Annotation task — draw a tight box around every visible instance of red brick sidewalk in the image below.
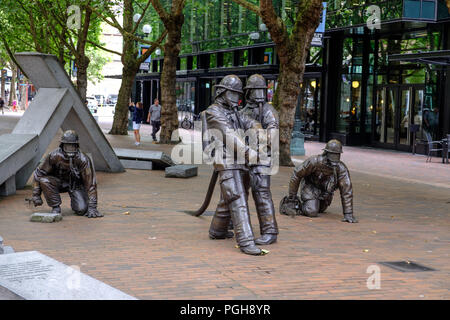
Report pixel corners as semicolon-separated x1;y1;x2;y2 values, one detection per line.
0;119;449;299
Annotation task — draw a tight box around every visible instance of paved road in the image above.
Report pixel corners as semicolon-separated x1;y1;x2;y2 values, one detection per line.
0;115;449;299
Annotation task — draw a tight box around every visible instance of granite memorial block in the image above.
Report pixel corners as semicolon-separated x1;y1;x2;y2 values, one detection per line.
30;213;63;223
165;165;198;178
0;251;137;300
114;148;174;169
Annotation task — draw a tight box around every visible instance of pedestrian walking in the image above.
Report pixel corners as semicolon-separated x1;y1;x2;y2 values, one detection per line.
0;97;4;115
147;98;162;142
129;101;144;146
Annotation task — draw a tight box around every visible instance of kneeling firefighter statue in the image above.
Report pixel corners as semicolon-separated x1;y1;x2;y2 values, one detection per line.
280;139;358;223
31;130;103;218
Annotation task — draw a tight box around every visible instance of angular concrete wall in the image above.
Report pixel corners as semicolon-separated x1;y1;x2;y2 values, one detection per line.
0;52;124;195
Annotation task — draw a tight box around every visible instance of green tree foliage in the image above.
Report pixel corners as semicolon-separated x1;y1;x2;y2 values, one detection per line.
89;0;167;135
0;0;108;100
230;0;323;166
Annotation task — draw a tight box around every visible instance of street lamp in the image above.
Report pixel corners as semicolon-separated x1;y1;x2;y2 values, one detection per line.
249;32;260;40
143;24;152;35
155;48;161;56
133;13;141;23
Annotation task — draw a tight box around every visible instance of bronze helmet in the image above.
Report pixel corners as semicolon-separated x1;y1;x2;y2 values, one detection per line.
214;75;244;98
323;139;343;154
60;130;79;156
244;74;267;90
60;130;79;144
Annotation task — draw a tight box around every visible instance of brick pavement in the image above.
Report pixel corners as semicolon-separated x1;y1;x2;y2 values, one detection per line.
0;117;449;299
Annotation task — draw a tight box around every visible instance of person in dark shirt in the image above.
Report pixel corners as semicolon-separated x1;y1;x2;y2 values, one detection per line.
0;97;4;115
147;98;162;142
129;101;144;146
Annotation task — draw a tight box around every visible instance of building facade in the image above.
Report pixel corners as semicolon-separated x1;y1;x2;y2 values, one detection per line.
133;0;450;154
323;0;450;153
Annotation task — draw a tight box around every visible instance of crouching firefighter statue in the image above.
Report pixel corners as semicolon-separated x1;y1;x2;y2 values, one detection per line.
280;139;358;223
239;74;279;245
206;75;268;255
31;130;103;218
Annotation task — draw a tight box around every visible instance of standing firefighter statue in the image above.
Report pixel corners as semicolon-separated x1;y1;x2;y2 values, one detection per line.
239;74;279;245
280;139;358;223
206;75;267;255
31;130;103;218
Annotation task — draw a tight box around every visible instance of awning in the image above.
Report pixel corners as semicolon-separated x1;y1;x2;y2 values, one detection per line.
389;50;450;66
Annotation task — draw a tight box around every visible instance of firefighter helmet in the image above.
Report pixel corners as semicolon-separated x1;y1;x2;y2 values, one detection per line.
60;130;79;144
323;139;343;154
215;75;244;97
244;74;267;90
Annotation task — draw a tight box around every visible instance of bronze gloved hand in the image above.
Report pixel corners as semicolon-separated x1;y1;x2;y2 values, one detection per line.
342;213;358;223
32;195;43;207
280;195;301;216
85;206;103;218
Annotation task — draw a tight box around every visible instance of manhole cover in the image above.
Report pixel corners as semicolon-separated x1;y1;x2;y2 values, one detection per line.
379;261;436;272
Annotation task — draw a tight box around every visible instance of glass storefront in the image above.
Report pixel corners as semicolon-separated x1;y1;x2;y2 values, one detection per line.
336;37;363;135
176;81;196;112
298;78;321;137
330;24;447;150
373;29;444;147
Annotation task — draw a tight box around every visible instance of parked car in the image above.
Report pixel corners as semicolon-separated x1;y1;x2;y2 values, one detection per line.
86;97;98;114
94;94;105;107
106;94;118;105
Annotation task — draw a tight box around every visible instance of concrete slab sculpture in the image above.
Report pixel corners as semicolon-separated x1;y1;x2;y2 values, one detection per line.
0;52;124;196
114;148;174;170
0;251;136;300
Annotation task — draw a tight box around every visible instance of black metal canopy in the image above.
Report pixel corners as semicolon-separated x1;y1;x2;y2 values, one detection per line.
389;50;450;66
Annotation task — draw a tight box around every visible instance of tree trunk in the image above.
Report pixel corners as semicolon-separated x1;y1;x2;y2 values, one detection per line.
9;64;17;106
275;63;303;166
256;0;322;166
109;0;137;136
109;62;138;135
270;39;311;167
76;56;90;102
1;68;5;100
159;26;182;144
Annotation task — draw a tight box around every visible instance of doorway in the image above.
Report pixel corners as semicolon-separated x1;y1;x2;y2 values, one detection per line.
373;84;425;151
297;77;321;137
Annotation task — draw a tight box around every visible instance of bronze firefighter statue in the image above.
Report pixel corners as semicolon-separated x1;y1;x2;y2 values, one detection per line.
239;74;279;245
280;139;358;223
31;130;103;218
205;74;268;255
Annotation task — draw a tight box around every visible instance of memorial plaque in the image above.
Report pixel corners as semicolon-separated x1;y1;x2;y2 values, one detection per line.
0;251;136;300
